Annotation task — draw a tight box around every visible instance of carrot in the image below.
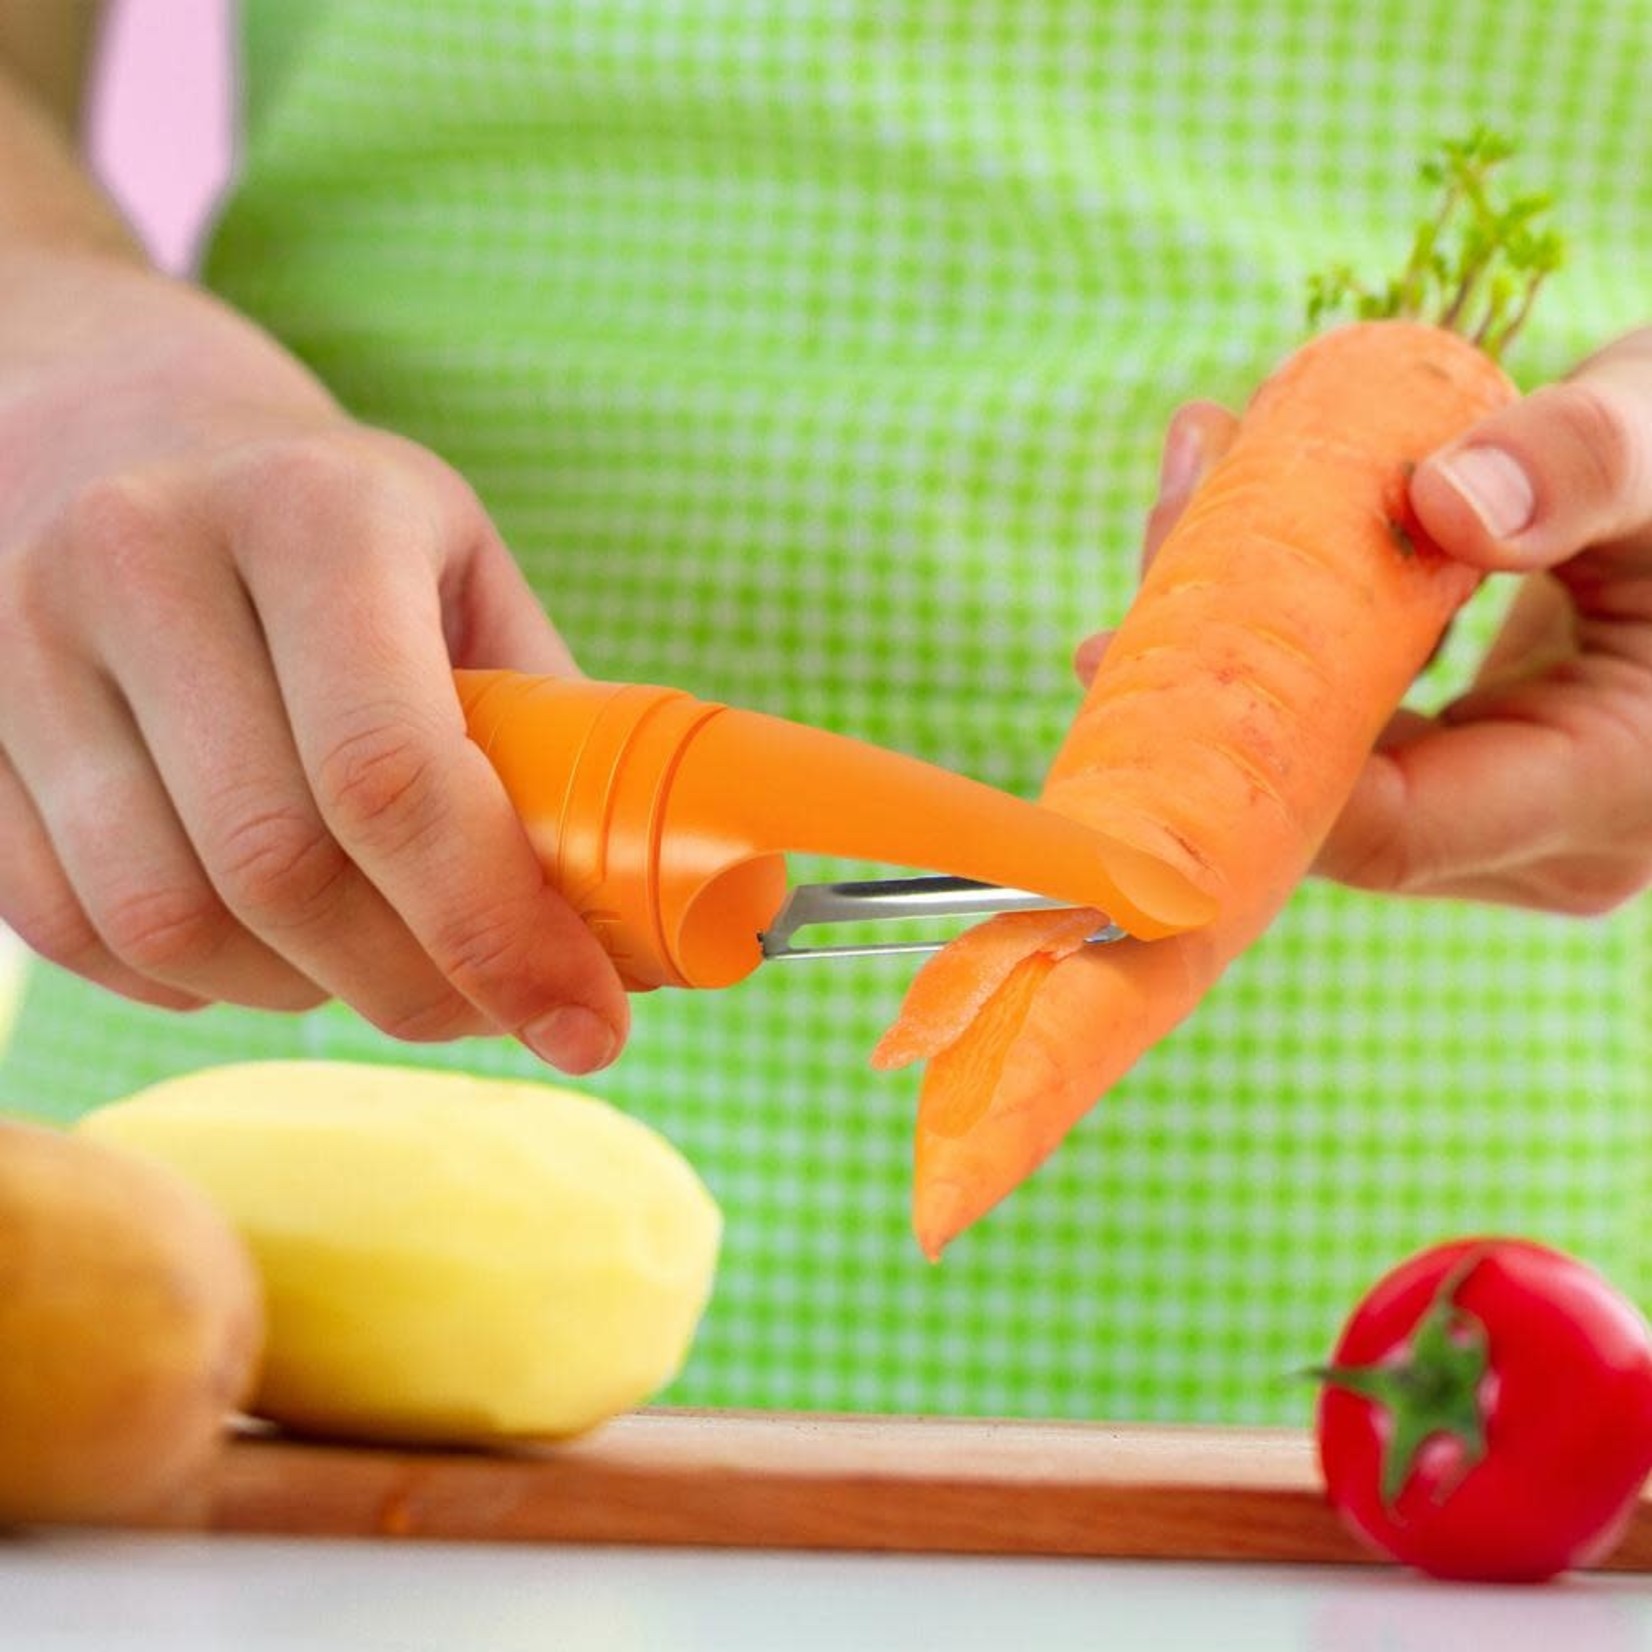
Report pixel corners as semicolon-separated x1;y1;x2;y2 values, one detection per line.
879;130;1563;1259
870;906;1105;1072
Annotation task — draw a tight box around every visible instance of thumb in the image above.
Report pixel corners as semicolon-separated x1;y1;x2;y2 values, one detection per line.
1410;328;1652;573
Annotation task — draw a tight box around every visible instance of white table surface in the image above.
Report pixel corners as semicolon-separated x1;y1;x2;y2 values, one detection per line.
3;1534;1650;1652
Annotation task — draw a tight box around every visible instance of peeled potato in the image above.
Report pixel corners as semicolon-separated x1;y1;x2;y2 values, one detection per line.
78;1061;721;1445
0;1117;264;1526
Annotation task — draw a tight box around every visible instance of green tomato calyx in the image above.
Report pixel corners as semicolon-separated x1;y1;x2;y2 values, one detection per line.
1315;1251;1492;1510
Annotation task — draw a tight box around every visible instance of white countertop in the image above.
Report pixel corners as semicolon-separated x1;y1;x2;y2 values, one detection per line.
3;1533;1649;1652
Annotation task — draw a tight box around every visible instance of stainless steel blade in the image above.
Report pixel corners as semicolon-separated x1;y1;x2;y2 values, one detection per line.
758;874;1124;961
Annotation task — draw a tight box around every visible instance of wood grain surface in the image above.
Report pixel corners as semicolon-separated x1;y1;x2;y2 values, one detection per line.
131;1410;1652;1570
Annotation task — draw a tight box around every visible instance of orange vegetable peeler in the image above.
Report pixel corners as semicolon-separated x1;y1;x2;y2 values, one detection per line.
456;671;1212;991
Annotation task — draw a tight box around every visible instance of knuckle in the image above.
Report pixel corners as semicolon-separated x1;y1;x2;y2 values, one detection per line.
8;893;107;979
1316;764;1433;895
1558;834;1652;917
1327;837;1411;895
209;800;352;927
238;434;364;513
314;716;446;852
428;898;540;1000
0;547;56;659
1546;868;1643;919
61;473;177;592
227;432;423;544
1539;382;1647;506
1565;887;1631;919
1330;814;1448;899
369;989;488;1045
97;878;231;976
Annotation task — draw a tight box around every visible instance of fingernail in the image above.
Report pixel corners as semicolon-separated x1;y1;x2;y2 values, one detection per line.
1157;420;1204;504
525;1005;619;1074
1435;446;1536;541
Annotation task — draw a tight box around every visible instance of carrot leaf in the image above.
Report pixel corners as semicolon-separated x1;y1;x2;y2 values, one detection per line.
1306;127;1563;359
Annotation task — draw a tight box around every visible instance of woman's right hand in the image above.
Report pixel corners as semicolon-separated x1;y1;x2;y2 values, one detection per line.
0;247;629;1073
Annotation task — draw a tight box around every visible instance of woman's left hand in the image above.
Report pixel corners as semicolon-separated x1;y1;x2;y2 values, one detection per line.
1322;326;1652;915
1078;329;1652;918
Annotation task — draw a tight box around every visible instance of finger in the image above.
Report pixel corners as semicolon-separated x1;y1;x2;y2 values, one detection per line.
1075;405;1240;689
1468;572;1577;690
77;473;494;1042
1;661;327;1011
1072;628;1113;687
230;442;630;1073
441;507;584;677
0;747;205;1011
1314;715;1576;901
1315;650;1652;913
1410;329;1652;572
1142;400;1240;570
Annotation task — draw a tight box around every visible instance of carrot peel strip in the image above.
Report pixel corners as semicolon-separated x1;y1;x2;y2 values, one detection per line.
913;920;1228;1260
870;907;1105;1072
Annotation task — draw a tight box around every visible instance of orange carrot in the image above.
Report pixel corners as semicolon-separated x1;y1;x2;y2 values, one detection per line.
880;131;1561;1258
870;906;1104;1072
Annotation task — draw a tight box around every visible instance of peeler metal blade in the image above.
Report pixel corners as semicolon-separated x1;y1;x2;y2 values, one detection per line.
757;874;1125;962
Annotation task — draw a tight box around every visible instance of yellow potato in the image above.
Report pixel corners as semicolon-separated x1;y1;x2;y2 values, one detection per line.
78;1061;721;1445
0;1117;263;1526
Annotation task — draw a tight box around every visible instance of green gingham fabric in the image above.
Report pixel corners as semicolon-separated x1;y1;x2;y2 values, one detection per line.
4;0;1650;1422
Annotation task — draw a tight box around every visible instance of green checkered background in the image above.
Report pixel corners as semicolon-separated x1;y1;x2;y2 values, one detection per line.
5;0;1650;1422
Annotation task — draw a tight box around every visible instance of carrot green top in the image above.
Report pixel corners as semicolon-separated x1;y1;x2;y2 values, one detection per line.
1308;128;1564;356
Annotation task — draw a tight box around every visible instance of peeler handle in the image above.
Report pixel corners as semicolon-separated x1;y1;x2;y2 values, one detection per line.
457;671;760;990
456;671;1211;991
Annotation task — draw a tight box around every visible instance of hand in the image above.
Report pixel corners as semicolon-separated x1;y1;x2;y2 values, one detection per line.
1077;328;1652;919
0;249;629;1072
1325;326;1652;915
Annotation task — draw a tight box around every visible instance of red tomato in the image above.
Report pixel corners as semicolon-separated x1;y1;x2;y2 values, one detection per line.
1315;1237;1652;1582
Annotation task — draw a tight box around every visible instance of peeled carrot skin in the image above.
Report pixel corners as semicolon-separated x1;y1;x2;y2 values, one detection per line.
904;321;1518;1257
913;890;1241;1257
870;906;1104;1072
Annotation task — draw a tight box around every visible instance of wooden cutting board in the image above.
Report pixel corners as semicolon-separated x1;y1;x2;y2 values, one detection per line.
139;1410;1652;1570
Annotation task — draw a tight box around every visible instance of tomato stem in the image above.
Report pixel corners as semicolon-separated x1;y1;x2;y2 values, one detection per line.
1313;1250;1492;1509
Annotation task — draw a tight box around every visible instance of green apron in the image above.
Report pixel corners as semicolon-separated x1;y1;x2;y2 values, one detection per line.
5;0;1649;1422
